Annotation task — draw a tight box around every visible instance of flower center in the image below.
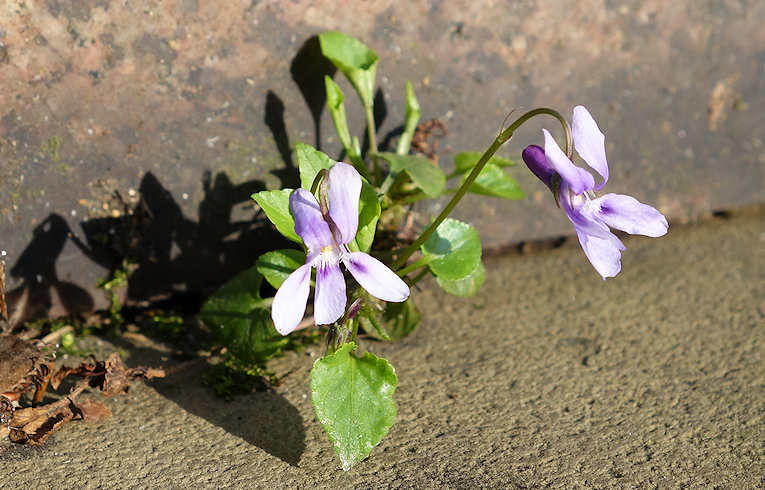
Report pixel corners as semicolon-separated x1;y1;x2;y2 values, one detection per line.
317;244;341;269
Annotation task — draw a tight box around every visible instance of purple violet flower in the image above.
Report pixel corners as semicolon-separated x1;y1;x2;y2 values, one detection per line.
522;106;668;279
271;162;409;335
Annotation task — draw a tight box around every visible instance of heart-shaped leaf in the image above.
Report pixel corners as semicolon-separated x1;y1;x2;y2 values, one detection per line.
421;218;481;281
454;151;516;174
311;342;397;471
256;249;306;289
462;163;525;200
436;260;486;297
252;189;299;243
378;153;446;197
200;267;288;365
297;143;335;190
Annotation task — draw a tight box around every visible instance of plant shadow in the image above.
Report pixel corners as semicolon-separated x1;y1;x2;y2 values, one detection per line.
3;33;401;467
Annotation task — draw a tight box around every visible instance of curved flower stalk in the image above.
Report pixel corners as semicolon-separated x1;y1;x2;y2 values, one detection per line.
271;162;410;335
522;106;668;279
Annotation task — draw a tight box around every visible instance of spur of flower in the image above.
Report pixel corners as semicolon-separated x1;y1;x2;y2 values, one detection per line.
522;106;668;279
271;162;410;335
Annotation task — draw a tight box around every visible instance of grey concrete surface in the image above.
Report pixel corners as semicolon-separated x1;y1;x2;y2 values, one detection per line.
1;206;762;488
1;1;764;316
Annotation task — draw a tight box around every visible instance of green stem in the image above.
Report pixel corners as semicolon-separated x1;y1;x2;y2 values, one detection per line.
407;268;429;287
392;107;570;270
396;257;428;277
365;105;381;184
399;187;456;205
377;169;399;196
349;317;359;343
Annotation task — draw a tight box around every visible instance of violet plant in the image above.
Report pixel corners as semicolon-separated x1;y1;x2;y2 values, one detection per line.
200;31;668;470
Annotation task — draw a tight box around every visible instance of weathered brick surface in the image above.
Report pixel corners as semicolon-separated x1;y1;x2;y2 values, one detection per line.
1;0;763;314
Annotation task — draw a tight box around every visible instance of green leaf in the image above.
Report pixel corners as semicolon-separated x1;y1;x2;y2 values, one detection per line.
358;297;420;342
325;77;352;149
454;151;516;174
436;260;486;297
349;179;381;252
378;153;446;197
395;81;421;155
421;218;482;281
319;31;378;108
252;189;300;243
256;249;306;289
200;267;288;365
462;163;525;200
357;306;391;341
311;342;397;471
297;143;335;190
381;298;421;341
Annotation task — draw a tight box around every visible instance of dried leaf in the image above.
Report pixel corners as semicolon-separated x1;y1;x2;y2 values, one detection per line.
6;352;163;446
8;394;83;446
0;259;8;325
77;399;112;422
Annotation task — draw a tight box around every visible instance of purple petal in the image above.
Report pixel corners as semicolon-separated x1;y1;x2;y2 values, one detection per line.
592;194;669;237
290;189;332;253
572;106;609;190
559;183;624;279
543;129;595;194
522;144;556;189
574;226;625;279
271;263;312;335
314;262;347;325
344;252;410;302
328;162;362;245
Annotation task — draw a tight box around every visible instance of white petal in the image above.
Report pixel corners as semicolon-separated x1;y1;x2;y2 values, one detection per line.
572;105;609;190
344;252;410;302
290;189;332;253
575;226;625;279
271;263;312;335
314;263;346;325
544;129;594;195
328;162;362;244
592;194;668;237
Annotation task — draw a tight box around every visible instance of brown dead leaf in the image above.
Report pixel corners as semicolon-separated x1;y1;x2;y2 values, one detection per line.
7;352;163;446
51;352;165;396
0;259;8;331
411;119;447;164
77;399;112;422
1;395;14;426
7;386;85;446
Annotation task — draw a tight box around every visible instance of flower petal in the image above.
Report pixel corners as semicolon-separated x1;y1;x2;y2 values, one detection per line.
328;162;362;245
344;252;410;302
574;226;625;279
314;262;346;325
543;129;594;194
290;189;332;253
572;106;609;190
591;193;669;237
271;263;312;335
522;144;556;189
559;183;624;279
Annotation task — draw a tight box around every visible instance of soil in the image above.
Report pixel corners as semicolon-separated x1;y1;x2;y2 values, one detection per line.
1;206;762;488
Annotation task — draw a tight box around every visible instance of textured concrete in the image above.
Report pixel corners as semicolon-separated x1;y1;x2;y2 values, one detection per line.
1;0;764;316
1;206;762;488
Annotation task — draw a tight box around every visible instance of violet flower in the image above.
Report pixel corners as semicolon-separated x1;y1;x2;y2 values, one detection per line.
522;106;668;279
271;162;409;335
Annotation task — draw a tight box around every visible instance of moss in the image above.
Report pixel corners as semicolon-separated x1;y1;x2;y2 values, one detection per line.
42;136;61;162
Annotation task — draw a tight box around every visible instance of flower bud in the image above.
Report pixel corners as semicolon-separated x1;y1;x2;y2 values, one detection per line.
522;144;556;189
